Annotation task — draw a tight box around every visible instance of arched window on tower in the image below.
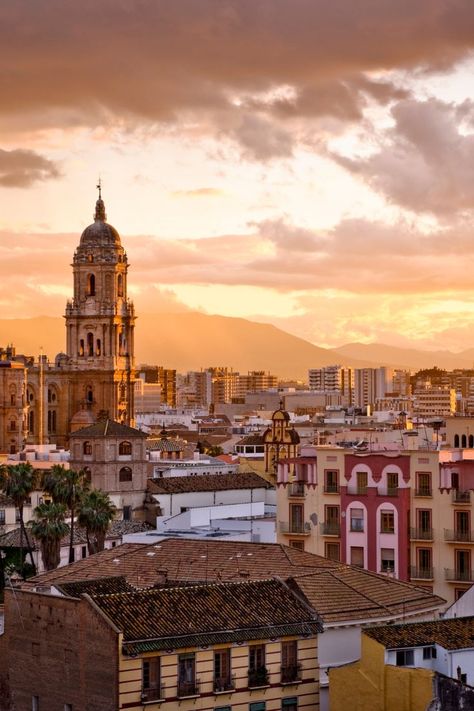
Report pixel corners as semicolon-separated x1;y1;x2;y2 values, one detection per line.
117;274;124;297
87;332;94;357
86;386;94;405
47;410;57;434
96;339;101;356
86;273;96;296
119;441;132;456
79;339;84;357
119;466;132;482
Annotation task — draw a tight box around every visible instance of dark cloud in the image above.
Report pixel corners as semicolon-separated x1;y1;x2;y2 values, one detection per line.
1;0;473;135
0;149;60;187
331;98;474;216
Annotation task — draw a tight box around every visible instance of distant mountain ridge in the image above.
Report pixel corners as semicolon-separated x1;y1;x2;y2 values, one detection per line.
0;314;471;379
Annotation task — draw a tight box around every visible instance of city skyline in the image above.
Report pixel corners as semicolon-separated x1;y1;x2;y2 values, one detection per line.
2;2;474;352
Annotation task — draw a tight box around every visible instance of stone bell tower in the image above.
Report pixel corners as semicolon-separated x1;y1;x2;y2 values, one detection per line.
64;183;136;425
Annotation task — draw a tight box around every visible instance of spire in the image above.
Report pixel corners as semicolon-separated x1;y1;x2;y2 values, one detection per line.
94;178;107;222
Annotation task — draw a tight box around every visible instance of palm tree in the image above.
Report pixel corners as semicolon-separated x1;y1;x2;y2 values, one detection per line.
0;463;37;573
31;502;68;571
43;465;87;564
78;489;116;554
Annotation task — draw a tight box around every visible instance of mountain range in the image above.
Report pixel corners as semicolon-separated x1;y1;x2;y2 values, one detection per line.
0;313;472;380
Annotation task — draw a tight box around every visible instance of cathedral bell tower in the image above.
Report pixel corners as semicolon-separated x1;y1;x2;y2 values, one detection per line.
64;185;136;425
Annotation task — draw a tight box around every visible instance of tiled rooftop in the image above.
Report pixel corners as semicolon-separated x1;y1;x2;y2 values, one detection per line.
0;520;151;549
147;471;272;494
71;419;148;439
86;578;323;653
28;538;445;624
366;616;474;651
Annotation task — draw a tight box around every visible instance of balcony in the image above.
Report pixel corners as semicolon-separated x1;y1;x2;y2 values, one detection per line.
320;522;340;536
347;486;368;496
324;483;339;494
141;684;165;703
445;569;474;583
281;664;302;685
410;566;434;580
414;487;432;497
288;482;306;498
444;529;474;543
248;667;270;688
452;490;471;504
280;521;311;535
177;679;200;698
410;527;434;541
214;675;236;693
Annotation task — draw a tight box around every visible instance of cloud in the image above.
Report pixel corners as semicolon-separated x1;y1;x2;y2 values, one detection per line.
170;188;224;198
331;98;474;216
0;149;60;187
1;0;474;139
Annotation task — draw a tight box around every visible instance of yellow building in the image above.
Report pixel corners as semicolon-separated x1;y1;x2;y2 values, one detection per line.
1;576;322;711
330;619;474;711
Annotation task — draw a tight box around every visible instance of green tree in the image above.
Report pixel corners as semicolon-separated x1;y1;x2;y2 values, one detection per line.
31;502;68;571
78;489;116;554
0;463;37;574
43;465;87;564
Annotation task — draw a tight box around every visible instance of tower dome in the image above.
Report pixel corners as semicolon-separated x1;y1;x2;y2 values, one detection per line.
79;195;122;248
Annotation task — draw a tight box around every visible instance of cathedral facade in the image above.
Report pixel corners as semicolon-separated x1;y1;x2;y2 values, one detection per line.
1;191;137;452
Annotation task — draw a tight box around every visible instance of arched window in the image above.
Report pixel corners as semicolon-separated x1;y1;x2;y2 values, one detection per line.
10;419;16;431
117;274;124;297
119;441;132;455
83;441;92;455
462;434;467;448
96;339;101;356
87;332;94;357
83;467;92;483
86;386;94;404
79;339;84;357
28;410;34;434
470;436;474;449
47;410;57;433
119;466;132;482
47;387;57;404
86;273;96;296
454;434;460;448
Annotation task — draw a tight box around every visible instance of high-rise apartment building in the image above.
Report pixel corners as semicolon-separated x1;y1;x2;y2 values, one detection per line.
308;365;353;403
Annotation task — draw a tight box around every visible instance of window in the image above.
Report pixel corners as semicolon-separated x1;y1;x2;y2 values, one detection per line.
350;508;364;532
178;653;198;697
83;441;92;455
96;338;101;356
214;648;233;692
356;471;368;494
417;509;432;536
387;471;398;494
282;699;298;711
64;705;73;711
123;506;132;521
86;273;95;296
250;704;266;711
215;707;231;711
83;467;92;484
142;657;161;702
289;540;304;551
119;467;132;483
456;550;471;581
119;441;132;455
380;548;395;573
249;644;268;687
417;548;432;577
416;472;432;496
423;646;437;660
81;546;87;559
0;510;5;525
87;332;94;357
281;640;300;683
455;511;470;541
350;546;364;568
396;650;414;666
325;542;340;561
289;504;304;534
324;505;340;534
380;510;395;534
117;274;124;297
79;339;84;357
32;697;39;711
325;470;339;493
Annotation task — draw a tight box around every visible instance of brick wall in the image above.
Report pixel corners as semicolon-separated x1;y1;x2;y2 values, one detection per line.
2;588;118;711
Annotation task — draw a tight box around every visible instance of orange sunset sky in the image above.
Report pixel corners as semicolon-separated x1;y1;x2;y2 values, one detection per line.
2;1;474;352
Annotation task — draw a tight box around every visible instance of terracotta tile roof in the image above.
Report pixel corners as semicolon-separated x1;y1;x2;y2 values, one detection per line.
235;433;265;446
71;419;148;439
27;539;445;625
87;578;323;654
147;472;273;495
365;616;474;651
56;575;133;597
0;520;151;549
147;438;185;452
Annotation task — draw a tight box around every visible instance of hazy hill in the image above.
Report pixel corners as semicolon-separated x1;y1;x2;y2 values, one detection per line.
0;313;373;380
332;342;474;371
